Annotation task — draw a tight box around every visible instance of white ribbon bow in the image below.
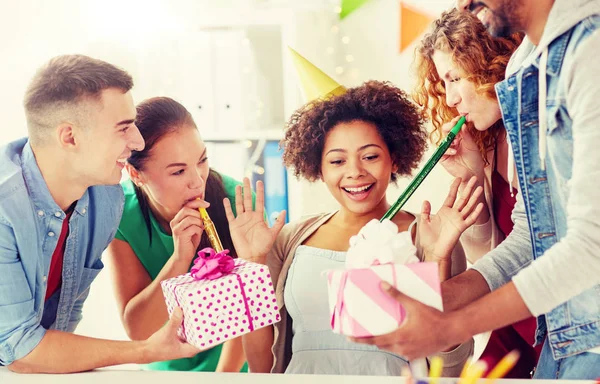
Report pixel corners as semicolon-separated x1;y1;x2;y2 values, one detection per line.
346;219;419;269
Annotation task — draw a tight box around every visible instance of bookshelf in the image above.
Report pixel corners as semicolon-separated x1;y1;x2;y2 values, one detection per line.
188;4;341;221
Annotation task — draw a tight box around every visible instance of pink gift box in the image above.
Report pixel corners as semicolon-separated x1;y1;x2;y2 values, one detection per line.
161;259;280;350
327;262;442;338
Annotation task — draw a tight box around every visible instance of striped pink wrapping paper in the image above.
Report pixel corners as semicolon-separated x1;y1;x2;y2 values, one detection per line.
327;262;443;337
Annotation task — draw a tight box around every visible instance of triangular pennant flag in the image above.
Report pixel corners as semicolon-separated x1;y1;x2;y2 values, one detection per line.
288;47;346;103
340;0;372;20
399;1;435;53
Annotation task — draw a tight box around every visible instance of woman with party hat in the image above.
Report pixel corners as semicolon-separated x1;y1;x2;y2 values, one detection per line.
230;51;485;375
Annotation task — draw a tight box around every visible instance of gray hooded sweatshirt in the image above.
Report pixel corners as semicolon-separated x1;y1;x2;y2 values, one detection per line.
472;0;600;330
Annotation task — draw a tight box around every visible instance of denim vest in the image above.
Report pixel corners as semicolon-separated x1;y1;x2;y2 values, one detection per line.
495;16;600;359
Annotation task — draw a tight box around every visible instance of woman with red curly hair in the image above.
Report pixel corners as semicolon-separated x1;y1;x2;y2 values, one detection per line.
238;80;484;375
413;8;540;378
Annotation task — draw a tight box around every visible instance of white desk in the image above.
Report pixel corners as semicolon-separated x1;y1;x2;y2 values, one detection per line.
0;368;594;384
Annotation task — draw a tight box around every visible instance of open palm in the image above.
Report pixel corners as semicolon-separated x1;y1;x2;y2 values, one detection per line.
224;178;286;264
419;177;484;267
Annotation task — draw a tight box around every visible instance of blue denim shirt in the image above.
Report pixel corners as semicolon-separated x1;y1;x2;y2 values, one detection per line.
0;138;124;365
474;15;600;360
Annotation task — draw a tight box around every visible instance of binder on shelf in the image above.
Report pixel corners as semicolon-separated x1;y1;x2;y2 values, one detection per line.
212;29;245;136
261;141;289;225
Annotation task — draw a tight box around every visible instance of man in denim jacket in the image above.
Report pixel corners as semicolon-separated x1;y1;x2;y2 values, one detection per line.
353;0;600;378
0;55;199;373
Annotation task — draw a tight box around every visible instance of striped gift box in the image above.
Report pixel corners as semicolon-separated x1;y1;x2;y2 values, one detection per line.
327;262;442;337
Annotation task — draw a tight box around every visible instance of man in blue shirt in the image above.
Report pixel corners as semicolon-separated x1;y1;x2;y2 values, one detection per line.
0;54;199;373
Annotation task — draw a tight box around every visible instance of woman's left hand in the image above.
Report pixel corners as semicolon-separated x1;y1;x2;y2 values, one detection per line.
224;177;286;264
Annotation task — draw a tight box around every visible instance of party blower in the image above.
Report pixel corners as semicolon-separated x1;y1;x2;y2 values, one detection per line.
198;207;224;252
381;115;466;221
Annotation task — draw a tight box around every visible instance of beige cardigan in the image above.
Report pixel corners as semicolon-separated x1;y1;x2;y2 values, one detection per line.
266;211;474;376
457;152;513;362
460;151;507;263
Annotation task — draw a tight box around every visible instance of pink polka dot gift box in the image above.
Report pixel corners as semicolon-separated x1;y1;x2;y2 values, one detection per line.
161;247;280;350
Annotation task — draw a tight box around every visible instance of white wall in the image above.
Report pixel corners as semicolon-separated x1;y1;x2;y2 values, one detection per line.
1;0;458;359
0;0;238;141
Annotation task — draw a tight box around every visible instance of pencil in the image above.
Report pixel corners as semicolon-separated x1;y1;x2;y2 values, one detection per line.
459;360;488;384
486;350;520;382
458;360;471;379
429;356;443;384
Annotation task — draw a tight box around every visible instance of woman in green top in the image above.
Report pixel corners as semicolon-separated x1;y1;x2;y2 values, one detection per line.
106;97;248;372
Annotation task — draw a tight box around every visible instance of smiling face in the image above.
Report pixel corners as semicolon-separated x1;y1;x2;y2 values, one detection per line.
129;125;209;222
75;88;144;186
457;0;524;37
432;50;502;131
320;120;396;215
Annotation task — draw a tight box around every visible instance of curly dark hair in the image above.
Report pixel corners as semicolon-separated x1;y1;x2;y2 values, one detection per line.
281;80;427;183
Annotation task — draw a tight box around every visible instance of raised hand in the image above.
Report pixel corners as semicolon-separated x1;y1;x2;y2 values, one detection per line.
418;176;484;280
440;116;485;182
171;199;209;264
224;177;286;264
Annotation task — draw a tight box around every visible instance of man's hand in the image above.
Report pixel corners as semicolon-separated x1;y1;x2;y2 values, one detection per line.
349;282;470;360
350;280;532;360
8;306;201;374
142;307;200;363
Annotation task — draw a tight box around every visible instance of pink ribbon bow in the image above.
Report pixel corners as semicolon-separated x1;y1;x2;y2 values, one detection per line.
190;247;235;280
